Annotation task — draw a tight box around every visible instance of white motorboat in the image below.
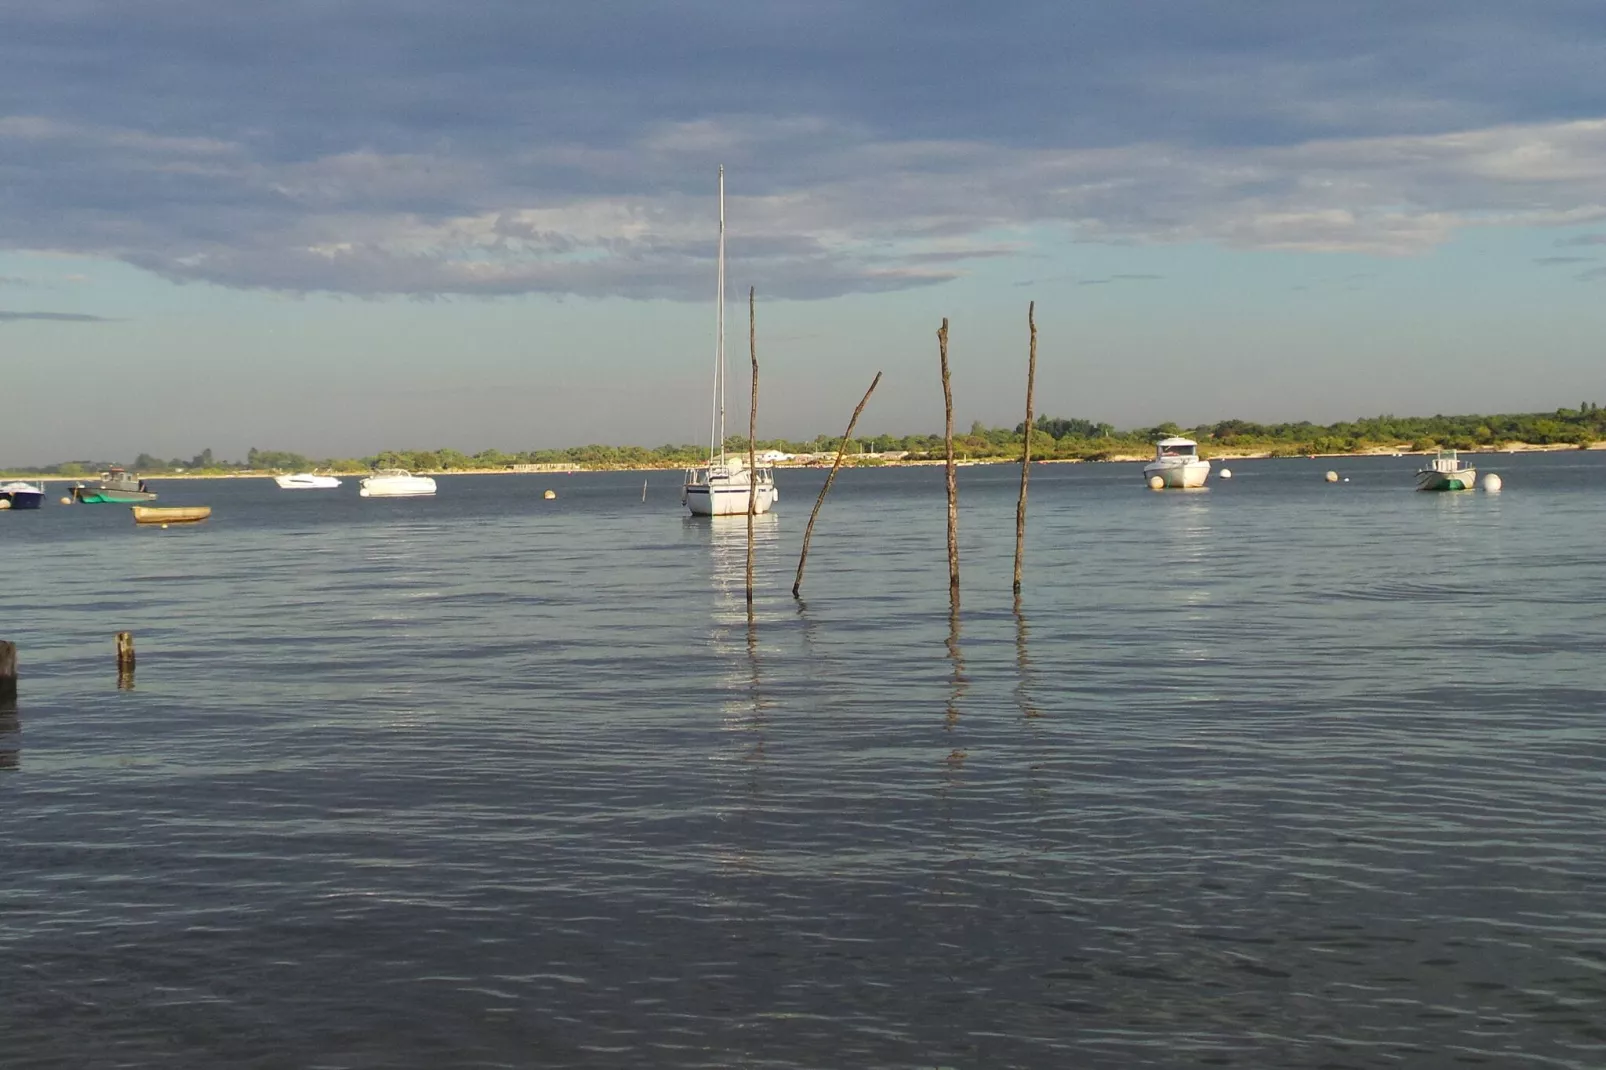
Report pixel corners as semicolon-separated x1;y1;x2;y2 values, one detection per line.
1415;449;1476;491
683;166;778;518
1143;437;1211;488
274;473;342;490
359;469;437;498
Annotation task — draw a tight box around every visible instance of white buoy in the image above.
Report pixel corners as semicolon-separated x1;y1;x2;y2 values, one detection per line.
0;499;10;510
1481;472;1503;492
1325;470;1339;483
1342;477;1350;483
60;496;73;506
1219;468;1233;479
1147;476;1165;491
543;489;557;500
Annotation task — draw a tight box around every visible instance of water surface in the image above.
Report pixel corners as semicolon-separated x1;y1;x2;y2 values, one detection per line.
3;454;1604;1068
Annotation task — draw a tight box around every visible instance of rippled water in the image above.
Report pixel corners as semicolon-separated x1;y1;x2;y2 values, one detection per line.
3;454;1604;1068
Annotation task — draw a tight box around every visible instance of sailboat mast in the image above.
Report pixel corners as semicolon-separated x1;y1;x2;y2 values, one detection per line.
717;166;727;465
707;167;723;465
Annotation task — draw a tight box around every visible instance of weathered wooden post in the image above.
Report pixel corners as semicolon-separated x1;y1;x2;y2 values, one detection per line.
746;286;759;607
791;371;883;598
0;639;17;705
939;319;959;601
1013;301;1038;594
116;631;135;688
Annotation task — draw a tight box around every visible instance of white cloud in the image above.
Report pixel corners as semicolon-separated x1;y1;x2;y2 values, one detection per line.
6;111;1606;296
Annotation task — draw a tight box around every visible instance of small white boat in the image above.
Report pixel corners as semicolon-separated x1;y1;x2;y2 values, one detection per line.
359;469;437;498
1416;449;1477;491
1143;437;1211;488
0;481;45;510
274;473;342;490
682;166;778;517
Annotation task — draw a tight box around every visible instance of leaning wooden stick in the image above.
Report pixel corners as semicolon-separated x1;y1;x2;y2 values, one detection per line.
791;371;883;597
747;286;758;606
1013;301;1038;594
940;318;959;599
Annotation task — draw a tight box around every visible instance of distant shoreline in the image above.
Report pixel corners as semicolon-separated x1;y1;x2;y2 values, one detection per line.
7;440;1600;481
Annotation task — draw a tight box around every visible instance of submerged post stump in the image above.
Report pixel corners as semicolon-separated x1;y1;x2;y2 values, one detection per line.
116;631;135;688
1;639;17;705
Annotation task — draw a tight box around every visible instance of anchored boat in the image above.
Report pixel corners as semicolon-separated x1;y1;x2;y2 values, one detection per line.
274;473;342;490
0;481;45;510
73;468;157;503
682;167;778;517
1416;449;1477;491
1142;437;1211;489
132;505;211;525
359;470;437;498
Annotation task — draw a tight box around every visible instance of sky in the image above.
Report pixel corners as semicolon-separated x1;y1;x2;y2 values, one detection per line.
4;0;1606;463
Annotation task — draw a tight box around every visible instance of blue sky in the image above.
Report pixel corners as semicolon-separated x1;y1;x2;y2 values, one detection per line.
4;0;1606;462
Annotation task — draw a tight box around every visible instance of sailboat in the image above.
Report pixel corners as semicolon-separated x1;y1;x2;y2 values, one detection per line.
683;167;778;517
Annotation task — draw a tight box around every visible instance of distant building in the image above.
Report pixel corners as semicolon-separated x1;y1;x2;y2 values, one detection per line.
756;449;792;463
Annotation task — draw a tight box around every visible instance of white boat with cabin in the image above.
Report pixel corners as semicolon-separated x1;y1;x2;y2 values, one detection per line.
1143;437;1211;488
1415;449;1476;491
274;473;342;490
359;469;437;498
683;166;777;518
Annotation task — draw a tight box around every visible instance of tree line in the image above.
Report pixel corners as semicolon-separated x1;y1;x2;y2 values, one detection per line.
6;403;1603;475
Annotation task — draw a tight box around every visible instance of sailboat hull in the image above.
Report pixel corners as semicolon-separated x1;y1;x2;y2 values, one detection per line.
686;483;777;516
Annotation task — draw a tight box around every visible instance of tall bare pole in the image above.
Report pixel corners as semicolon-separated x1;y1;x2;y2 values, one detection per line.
746;286;758;606
1013;301;1038;594
791;371;882;597
939;319;959;600
708;166;727;465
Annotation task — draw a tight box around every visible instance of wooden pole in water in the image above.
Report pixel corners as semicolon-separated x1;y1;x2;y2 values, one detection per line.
0;639;16;704
1013;301;1038;595
939;319;959;600
791;371;882;598
746;286;758;607
116;631;135;687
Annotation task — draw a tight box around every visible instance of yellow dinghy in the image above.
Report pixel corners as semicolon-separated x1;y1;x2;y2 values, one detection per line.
131;505;211;525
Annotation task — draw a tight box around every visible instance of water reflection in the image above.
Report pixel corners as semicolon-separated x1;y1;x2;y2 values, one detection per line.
698;515;775;877
695;514;779;606
0;703;17;771
1013;598;1040;721
944;601;968;734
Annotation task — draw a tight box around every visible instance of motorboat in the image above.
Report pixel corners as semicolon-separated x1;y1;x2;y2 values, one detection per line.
274;473;342;490
72;467;157;503
0;481;45;510
359;469;437;498
1143;437;1210;489
1416;449;1476;491
682;166;778;517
